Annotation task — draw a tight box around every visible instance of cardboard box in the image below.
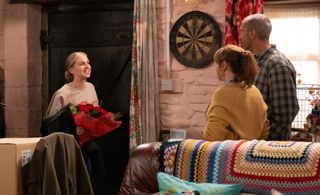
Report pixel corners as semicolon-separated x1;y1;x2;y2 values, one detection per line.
0;137;40;195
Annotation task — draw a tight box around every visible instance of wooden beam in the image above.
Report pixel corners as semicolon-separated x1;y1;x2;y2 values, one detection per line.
264;0;320;5
7;0;133;4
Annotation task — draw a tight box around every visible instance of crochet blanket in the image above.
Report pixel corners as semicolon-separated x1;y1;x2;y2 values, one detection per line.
159;139;320;195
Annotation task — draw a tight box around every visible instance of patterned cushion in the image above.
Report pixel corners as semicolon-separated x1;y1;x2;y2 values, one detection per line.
160;139;320;195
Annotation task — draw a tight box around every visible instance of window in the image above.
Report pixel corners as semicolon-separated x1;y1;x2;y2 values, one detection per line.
264;5;320;128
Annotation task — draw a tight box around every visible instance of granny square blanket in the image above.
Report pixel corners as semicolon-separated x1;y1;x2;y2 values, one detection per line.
159;139;320;195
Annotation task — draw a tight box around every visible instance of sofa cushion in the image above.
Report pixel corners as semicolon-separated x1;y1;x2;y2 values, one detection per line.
157;172;242;195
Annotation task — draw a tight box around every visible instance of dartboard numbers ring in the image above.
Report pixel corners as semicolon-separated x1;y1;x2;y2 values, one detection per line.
170;11;222;68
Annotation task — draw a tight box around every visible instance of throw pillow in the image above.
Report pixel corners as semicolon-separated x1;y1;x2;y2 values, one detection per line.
271;189;284;195
157;172;242;195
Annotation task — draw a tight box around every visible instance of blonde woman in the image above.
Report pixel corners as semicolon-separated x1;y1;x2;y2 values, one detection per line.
203;44;269;141
46;51;98;117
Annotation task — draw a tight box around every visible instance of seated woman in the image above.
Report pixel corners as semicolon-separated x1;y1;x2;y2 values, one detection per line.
203;44;269;141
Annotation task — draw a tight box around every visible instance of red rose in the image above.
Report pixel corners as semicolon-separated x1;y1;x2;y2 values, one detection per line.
71;103;122;146
92;106;107;115
73;111;121;146
77;104;94;113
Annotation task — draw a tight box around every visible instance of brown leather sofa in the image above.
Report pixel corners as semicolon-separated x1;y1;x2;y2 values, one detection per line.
119;142;161;195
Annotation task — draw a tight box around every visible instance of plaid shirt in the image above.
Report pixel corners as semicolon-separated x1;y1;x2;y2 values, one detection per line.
254;45;299;140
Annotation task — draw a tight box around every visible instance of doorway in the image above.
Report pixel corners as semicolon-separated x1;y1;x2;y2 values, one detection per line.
43;2;133;194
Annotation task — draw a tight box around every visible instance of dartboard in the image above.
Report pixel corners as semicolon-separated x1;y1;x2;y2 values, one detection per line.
170;11;222;68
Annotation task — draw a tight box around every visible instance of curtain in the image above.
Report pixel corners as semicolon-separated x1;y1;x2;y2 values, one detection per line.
265;5;320;84
129;0;160;149
225;0;264;46
264;5;320;128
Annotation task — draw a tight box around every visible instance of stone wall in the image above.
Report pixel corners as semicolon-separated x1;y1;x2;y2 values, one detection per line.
156;0;224;139
0;0;5;137
3;3;42;137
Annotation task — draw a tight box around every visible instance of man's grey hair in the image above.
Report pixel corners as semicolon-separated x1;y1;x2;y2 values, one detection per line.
242;13;272;41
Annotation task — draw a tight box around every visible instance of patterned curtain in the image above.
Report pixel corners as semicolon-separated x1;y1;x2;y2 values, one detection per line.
225;0;264;46
129;0;160;149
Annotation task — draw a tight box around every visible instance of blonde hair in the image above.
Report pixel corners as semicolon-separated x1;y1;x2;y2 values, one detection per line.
214;44;258;88
64;51;88;82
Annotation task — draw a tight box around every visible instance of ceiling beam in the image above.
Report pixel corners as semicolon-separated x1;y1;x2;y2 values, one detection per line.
264;0;320;5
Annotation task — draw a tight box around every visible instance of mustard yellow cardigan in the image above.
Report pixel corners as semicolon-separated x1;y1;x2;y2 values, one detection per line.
203;83;270;141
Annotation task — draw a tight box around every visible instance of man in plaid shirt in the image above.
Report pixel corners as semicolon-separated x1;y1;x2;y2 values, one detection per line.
240;13;299;140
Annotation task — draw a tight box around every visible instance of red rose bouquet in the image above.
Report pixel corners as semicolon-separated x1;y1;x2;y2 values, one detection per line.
70;102;122;146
